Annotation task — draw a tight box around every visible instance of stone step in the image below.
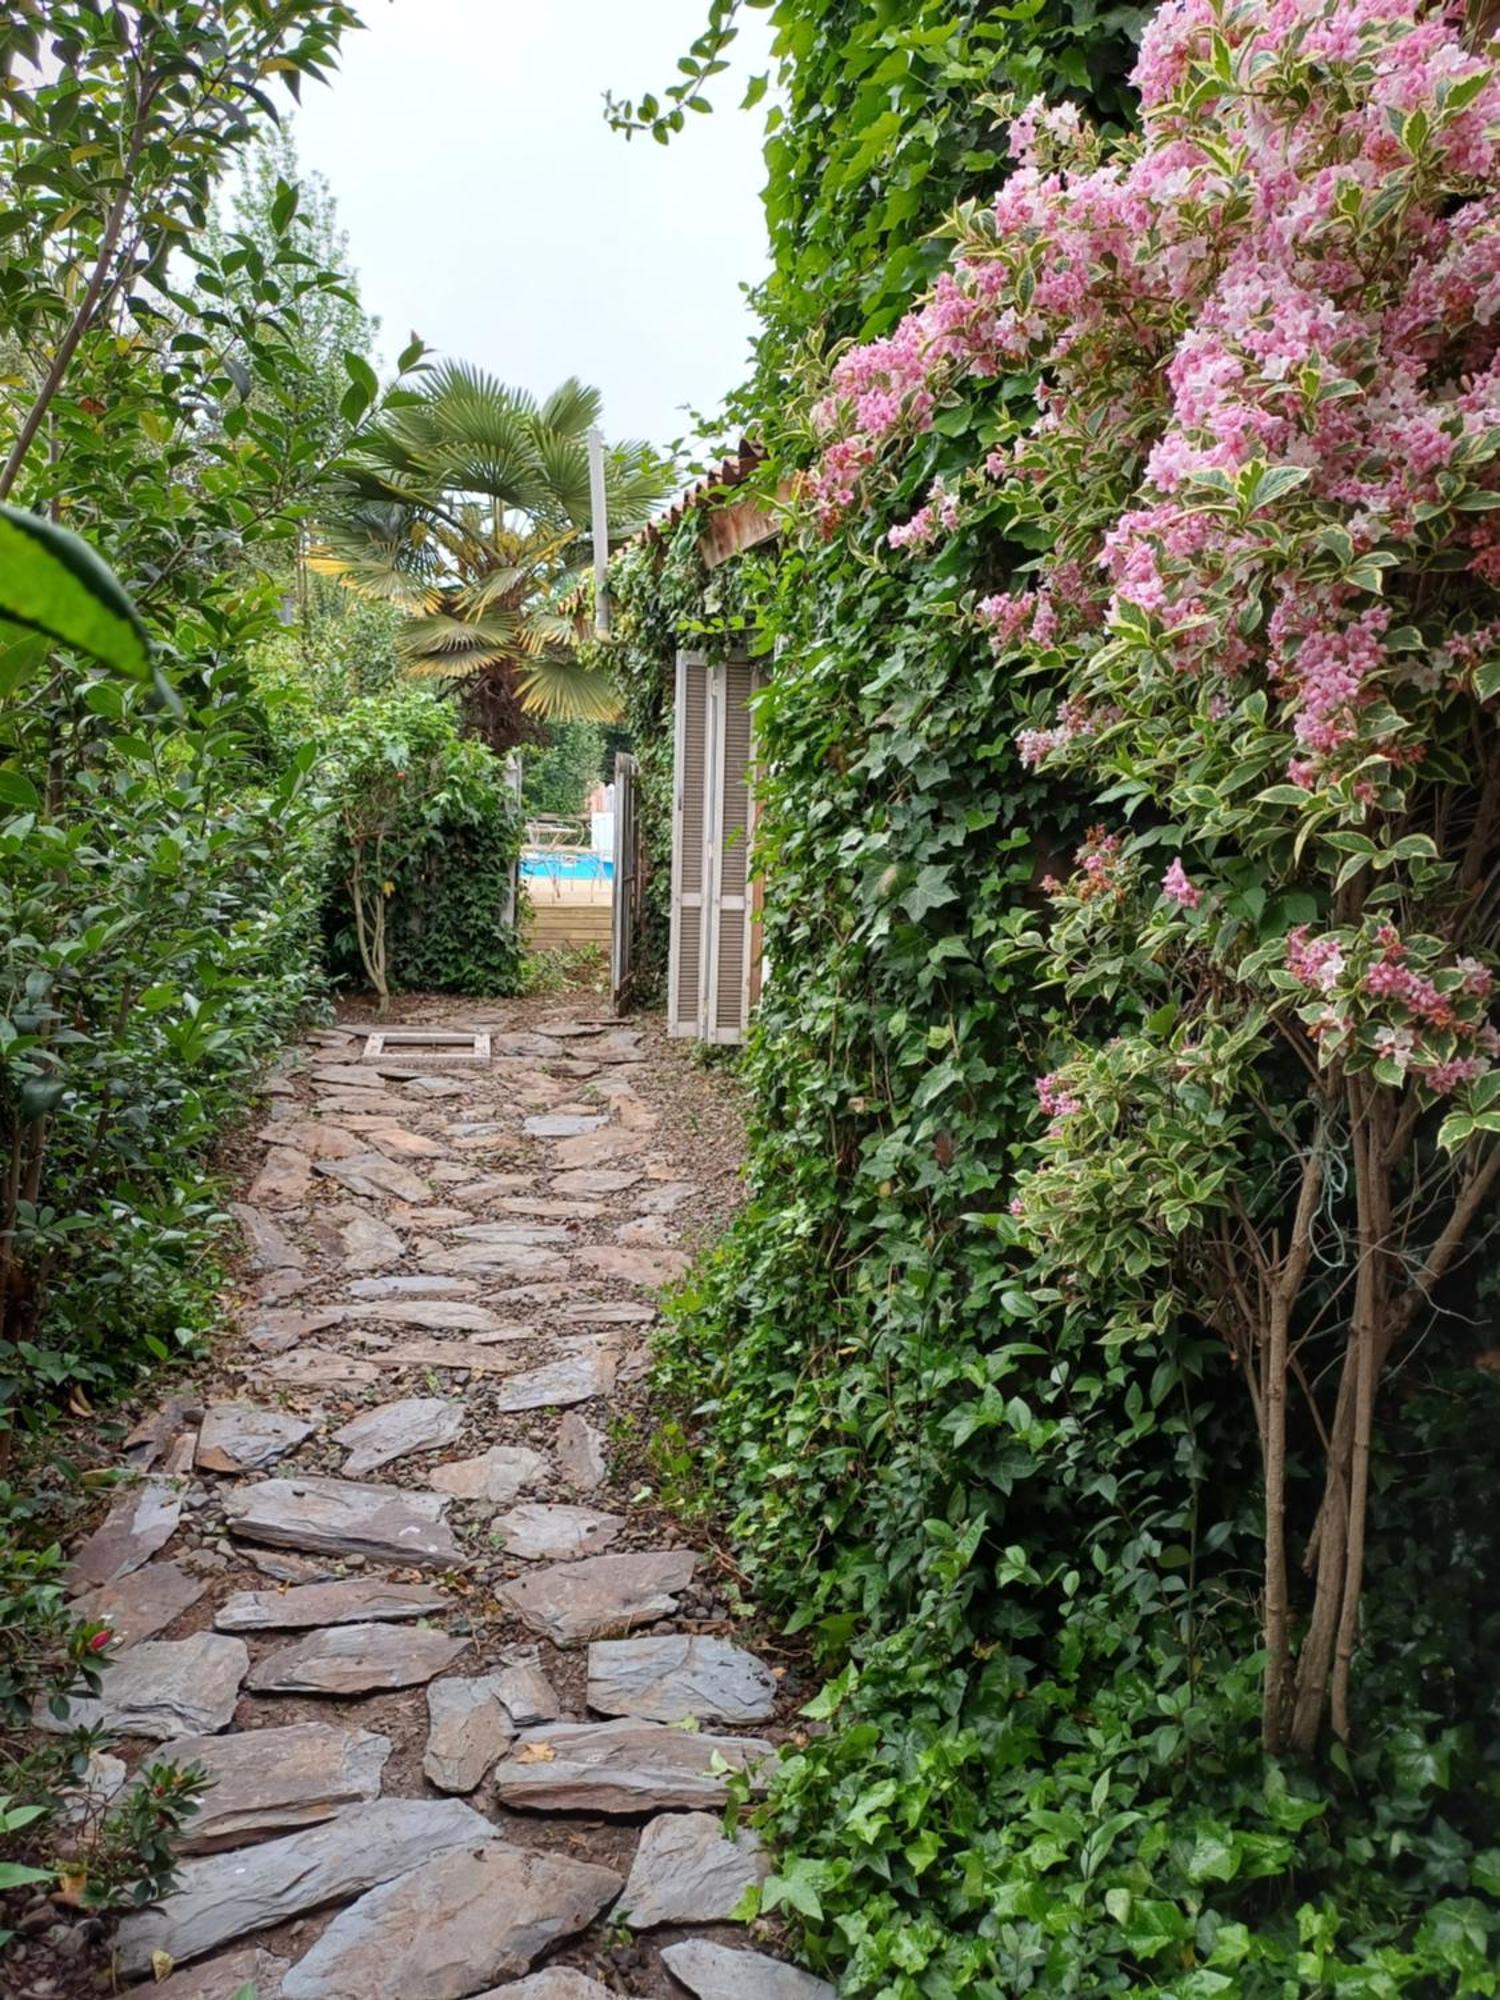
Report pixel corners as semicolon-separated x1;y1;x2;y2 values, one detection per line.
492;1720;773;1813
223;1475;462;1567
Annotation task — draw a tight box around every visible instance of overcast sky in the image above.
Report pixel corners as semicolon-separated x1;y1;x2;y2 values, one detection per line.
293;0;773;461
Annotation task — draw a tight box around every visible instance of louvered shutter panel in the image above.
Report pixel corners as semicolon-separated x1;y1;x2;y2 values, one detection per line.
668;652;710;1038
707;657;756;1042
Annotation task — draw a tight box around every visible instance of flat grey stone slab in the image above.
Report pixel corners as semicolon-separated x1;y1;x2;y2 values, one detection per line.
67;1476;183;1592
636;1181;698;1214
255;1120;365;1159
449;1222;573;1246
568;1301;657;1325
550;1169;642;1197
345;1274;478;1299
492;1654;562;1726
231;1202;305;1273
493;1720;772;1813
223;1475;461;1567
452;1173;536;1206
35;1631;247;1741
491;1032;565;1059
660;1943;835;2000
351;1297;528;1333
587;1636;778;1725
246;1621;468;1695
423;1672;516;1792
494;1347;615;1413
316;1153;432;1204
523;1113;608;1139
494;1503;624;1561
197;1404;317;1473
367;1124;449;1160
215;1579;450;1632
406;1074;466;1097
333;1396;463;1476
116;1797;491;1973
616;1810;768;1928
148;1947;290;1999
556;1413;607;1491
279;1842;621;2000
497;1197;604;1220
249;1145;315;1206
550;1127;647;1169
335;1205;405;1272
428;1442;549;1502
258;1348;380;1390
423;1244;570;1279
372;1338;531;1376
70;1559;208;1650
157;1722;390;1852
503;1550;697;1647
244;1306;349;1354
575;1244;690;1287
474;1972;613;2000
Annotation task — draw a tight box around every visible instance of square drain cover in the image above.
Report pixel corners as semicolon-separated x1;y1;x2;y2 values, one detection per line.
361;1029;491;1062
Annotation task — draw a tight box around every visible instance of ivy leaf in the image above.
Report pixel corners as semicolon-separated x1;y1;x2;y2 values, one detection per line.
903;864;957;920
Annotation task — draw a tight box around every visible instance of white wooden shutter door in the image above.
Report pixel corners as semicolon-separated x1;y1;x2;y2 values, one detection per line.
706;656;756;1042
668;651;710;1038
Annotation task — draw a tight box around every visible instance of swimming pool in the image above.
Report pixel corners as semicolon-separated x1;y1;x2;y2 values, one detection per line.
521;850;614;883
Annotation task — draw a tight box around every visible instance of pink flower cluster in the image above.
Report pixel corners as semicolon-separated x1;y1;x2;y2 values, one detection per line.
1161;858;1202;909
1036;1071;1082;1131
1287;926;1346;994
887;480;962;552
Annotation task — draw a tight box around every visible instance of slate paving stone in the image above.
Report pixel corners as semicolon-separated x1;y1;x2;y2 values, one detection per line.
350;1297;528;1333
255;1120;366;1159
258;1347;380;1390
586;1635;779;1725
556;1413;607;1491
366;1124;449;1159
615;1810;769;1928
35;1631;248;1740
492;1652;563;1725
316;1153;433;1204
523;1113;608;1139
223;1475;462;1566
335;1205;406;1271
451;1174;537;1205
423;1244;570;1279
70;1559;208;1651
245;1621;469;1695
231;1202;306;1273
575;1244;691;1287
156;1722;391;1851
123;1395;204;1468
448;1222;573;1246
497;1197;604;1221
659;1943;836;2000
66;1476;184;1592
344;1274;478;1298
333;1396;463;1476
423;1671;517;1791
474;1974;613;2000
244;1306;349;1356
278;1843;623;2000
196;1404;317;1473
116;1797;492;1973
494;1347;616;1413
502;1550;698;1647
635;1181;699;1214
371;1338;531;1376
428;1442;548;1502
147;1947;291;1999
215;1578;450;1632
494;1503;624;1561
567;1301;658;1324
549;1127;648;1169
492;1720;773;1813
249;1145;315;1206
549;1168;642;1197
404;1074;467;1097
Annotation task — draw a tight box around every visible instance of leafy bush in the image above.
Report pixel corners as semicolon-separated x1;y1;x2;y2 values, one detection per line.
319;687;523;999
521;720;607;821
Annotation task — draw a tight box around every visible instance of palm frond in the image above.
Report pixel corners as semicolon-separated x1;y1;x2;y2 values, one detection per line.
538;377;602;438
517;652;622;722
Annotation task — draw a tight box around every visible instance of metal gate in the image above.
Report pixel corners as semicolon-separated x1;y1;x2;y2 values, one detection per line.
611;751;641;1011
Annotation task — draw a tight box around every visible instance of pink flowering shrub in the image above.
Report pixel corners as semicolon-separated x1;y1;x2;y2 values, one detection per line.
814;0;1500;1757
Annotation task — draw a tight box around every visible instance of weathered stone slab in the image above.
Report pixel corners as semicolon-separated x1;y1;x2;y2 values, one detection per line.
279;1843;622;2000
523;1113;608;1139
493;1653;562;1726
493;1721;772;1813
158;1723;391;1852
568;1301;657;1325
551;1168;642;1197
449;1222;572;1246
215;1579;450;1632
148;1947;290;2000
258;1348;380;1390
423;1672;516;1791
494;1347;615;1413
548;1128;648;1173
660;1943;835;2000
497;1197;604;1221
116;1798;492;1973
123;1395;203;1469
372;1339;530;1376
316;1153;432;1204
556;1413;607;1491
223;1475;461;1567
491;1032;565;1059
70;1560;208;1651
345;1274;477;1299
473;1971;613;2000
249;1145;315;1206
576;1244;690;1287
367;1125;449;1160
333;1396;463;1476
636;1181;698;1214
405;1074;466;1098
587;1636;778;1725
502;1550;697;1647
494;1504;623;1561
351;1297;527;1333
35;1632;247;1741
334;1204;405;1271
256;1120;366;1159
67;1477;183;1592
423;1244;570;1279
197;1404;317;1473
452;1173;536;1206
246;1621;468;1695
244;1306;349;1356
232;1202;306;1273
428;1442;548;1502
616;1215;678;1246
616;1811;768;1928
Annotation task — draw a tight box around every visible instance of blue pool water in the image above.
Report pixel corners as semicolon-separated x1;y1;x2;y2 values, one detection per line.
521;851;614;883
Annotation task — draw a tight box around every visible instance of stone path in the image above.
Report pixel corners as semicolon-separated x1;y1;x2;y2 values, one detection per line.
42;1007;828;2000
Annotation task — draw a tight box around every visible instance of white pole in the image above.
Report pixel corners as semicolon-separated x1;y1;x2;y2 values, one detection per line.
587;425;610;638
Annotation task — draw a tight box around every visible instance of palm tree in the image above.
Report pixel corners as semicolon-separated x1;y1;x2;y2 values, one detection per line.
313;364;671;743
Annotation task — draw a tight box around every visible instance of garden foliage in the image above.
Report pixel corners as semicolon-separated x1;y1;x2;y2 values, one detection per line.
640;0;1500;1991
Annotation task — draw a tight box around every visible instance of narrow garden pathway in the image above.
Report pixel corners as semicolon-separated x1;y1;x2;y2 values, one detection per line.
41;1003;825;2000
